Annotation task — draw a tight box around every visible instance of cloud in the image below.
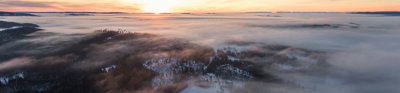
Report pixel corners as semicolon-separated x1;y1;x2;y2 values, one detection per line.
1;11;400;93
0;57;34;70
0;0;140;12
326;42;400;93
246;23;361;29
0;0;54;8
0;23;328;93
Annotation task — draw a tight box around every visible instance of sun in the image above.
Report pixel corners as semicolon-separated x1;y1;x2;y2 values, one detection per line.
142;5;171;14
128;0;182;14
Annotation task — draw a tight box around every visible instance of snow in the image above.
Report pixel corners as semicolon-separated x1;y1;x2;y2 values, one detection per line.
9;26;23;29
216;64;253;79
151;73;176;88
143;57;207;88
0;26;23;31
227;56;240;61
13;73;24;79
200;73;217;81
0;77;9;85
106;37;113;40
143;57;205;74
191;73;246;93
102;65;116;72
222;47;242;55
143;56;253;89
0;72;24;85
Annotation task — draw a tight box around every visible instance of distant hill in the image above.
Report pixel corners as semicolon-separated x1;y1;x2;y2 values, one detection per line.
27;12;127;14
0;11;38;16
0;21;41;44
65;13;94;16
352;12;400;16
0;21;39;28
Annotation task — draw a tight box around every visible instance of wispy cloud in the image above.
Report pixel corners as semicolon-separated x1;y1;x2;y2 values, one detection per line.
0;0;140;12
0;0;55;8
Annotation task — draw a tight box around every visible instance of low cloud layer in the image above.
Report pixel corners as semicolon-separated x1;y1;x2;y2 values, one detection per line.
0;0;399;12
0;1;54;8
0;21;329;93
0;0;140;12
1;12;400;93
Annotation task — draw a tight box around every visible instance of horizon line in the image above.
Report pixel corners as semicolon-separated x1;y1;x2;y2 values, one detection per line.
1;11;400;14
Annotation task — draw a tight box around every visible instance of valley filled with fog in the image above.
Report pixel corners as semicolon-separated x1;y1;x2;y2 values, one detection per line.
1;12;400;93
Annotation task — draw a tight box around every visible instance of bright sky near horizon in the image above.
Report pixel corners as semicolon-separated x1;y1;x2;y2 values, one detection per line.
0;0;399;13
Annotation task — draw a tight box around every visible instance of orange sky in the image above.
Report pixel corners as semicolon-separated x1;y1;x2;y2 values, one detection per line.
0;0;399;13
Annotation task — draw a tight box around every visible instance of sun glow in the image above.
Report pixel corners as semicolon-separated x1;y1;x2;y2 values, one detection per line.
130;0;183;14
143;5;171;14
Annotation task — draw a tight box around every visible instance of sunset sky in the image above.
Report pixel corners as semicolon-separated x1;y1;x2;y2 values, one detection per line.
0;0;399;13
